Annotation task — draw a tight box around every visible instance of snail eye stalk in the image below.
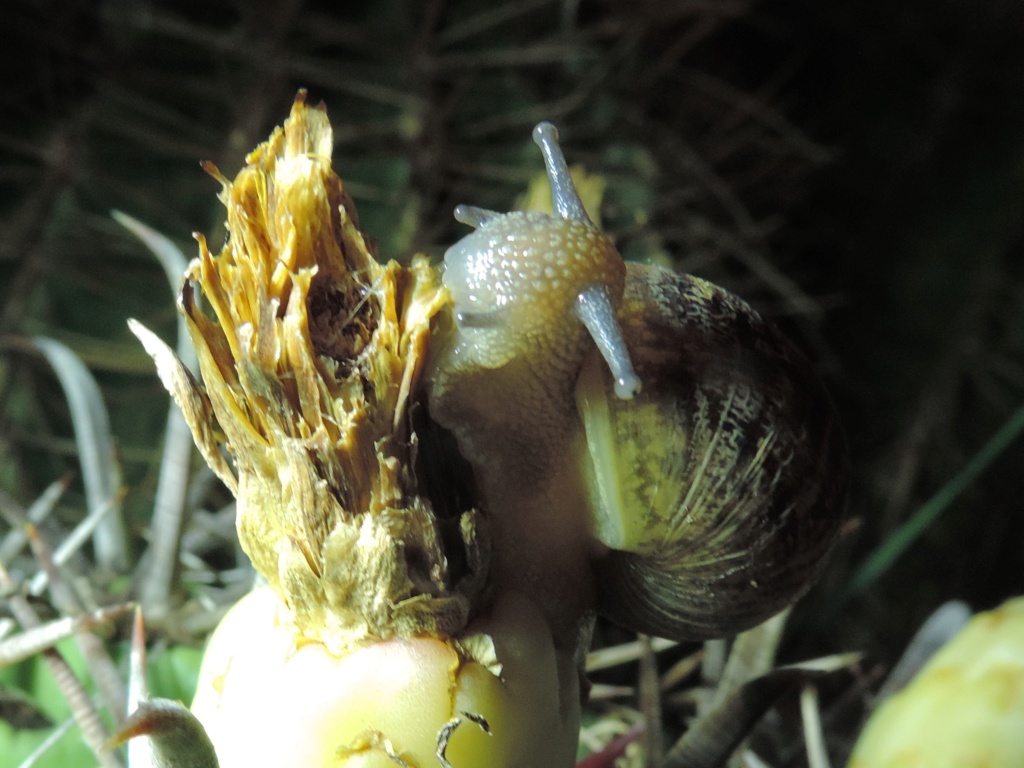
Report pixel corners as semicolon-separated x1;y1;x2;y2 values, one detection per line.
532;121;591;224
575;284;641;400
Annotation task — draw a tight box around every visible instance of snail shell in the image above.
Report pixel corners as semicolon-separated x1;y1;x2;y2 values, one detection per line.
428;123;847;642
578;264;847;639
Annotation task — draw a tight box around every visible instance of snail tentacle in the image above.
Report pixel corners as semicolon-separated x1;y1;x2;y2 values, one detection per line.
575;285;641;400
532;122;591;223
453;204;501;228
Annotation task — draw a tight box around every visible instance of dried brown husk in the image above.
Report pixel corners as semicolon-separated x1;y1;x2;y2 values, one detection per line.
166;94;485;652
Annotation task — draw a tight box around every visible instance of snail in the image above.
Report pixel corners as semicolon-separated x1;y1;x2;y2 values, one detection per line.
427;122;848;643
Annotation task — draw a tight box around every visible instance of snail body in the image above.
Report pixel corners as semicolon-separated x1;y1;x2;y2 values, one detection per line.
428;123;847;643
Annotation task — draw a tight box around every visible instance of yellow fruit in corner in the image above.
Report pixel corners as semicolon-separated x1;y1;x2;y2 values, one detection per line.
848;595;1024;768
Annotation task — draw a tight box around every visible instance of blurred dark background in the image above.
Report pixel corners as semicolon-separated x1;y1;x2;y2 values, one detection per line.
2;0;1023;729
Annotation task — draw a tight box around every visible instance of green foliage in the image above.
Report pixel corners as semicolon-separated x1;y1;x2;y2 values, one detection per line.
0;723;90;768
147;645;205;706
0;641;204;768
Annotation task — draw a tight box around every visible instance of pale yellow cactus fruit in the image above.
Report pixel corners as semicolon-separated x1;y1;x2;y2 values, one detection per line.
132;93;583;767
848;595;1024;768
190;587;580;768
